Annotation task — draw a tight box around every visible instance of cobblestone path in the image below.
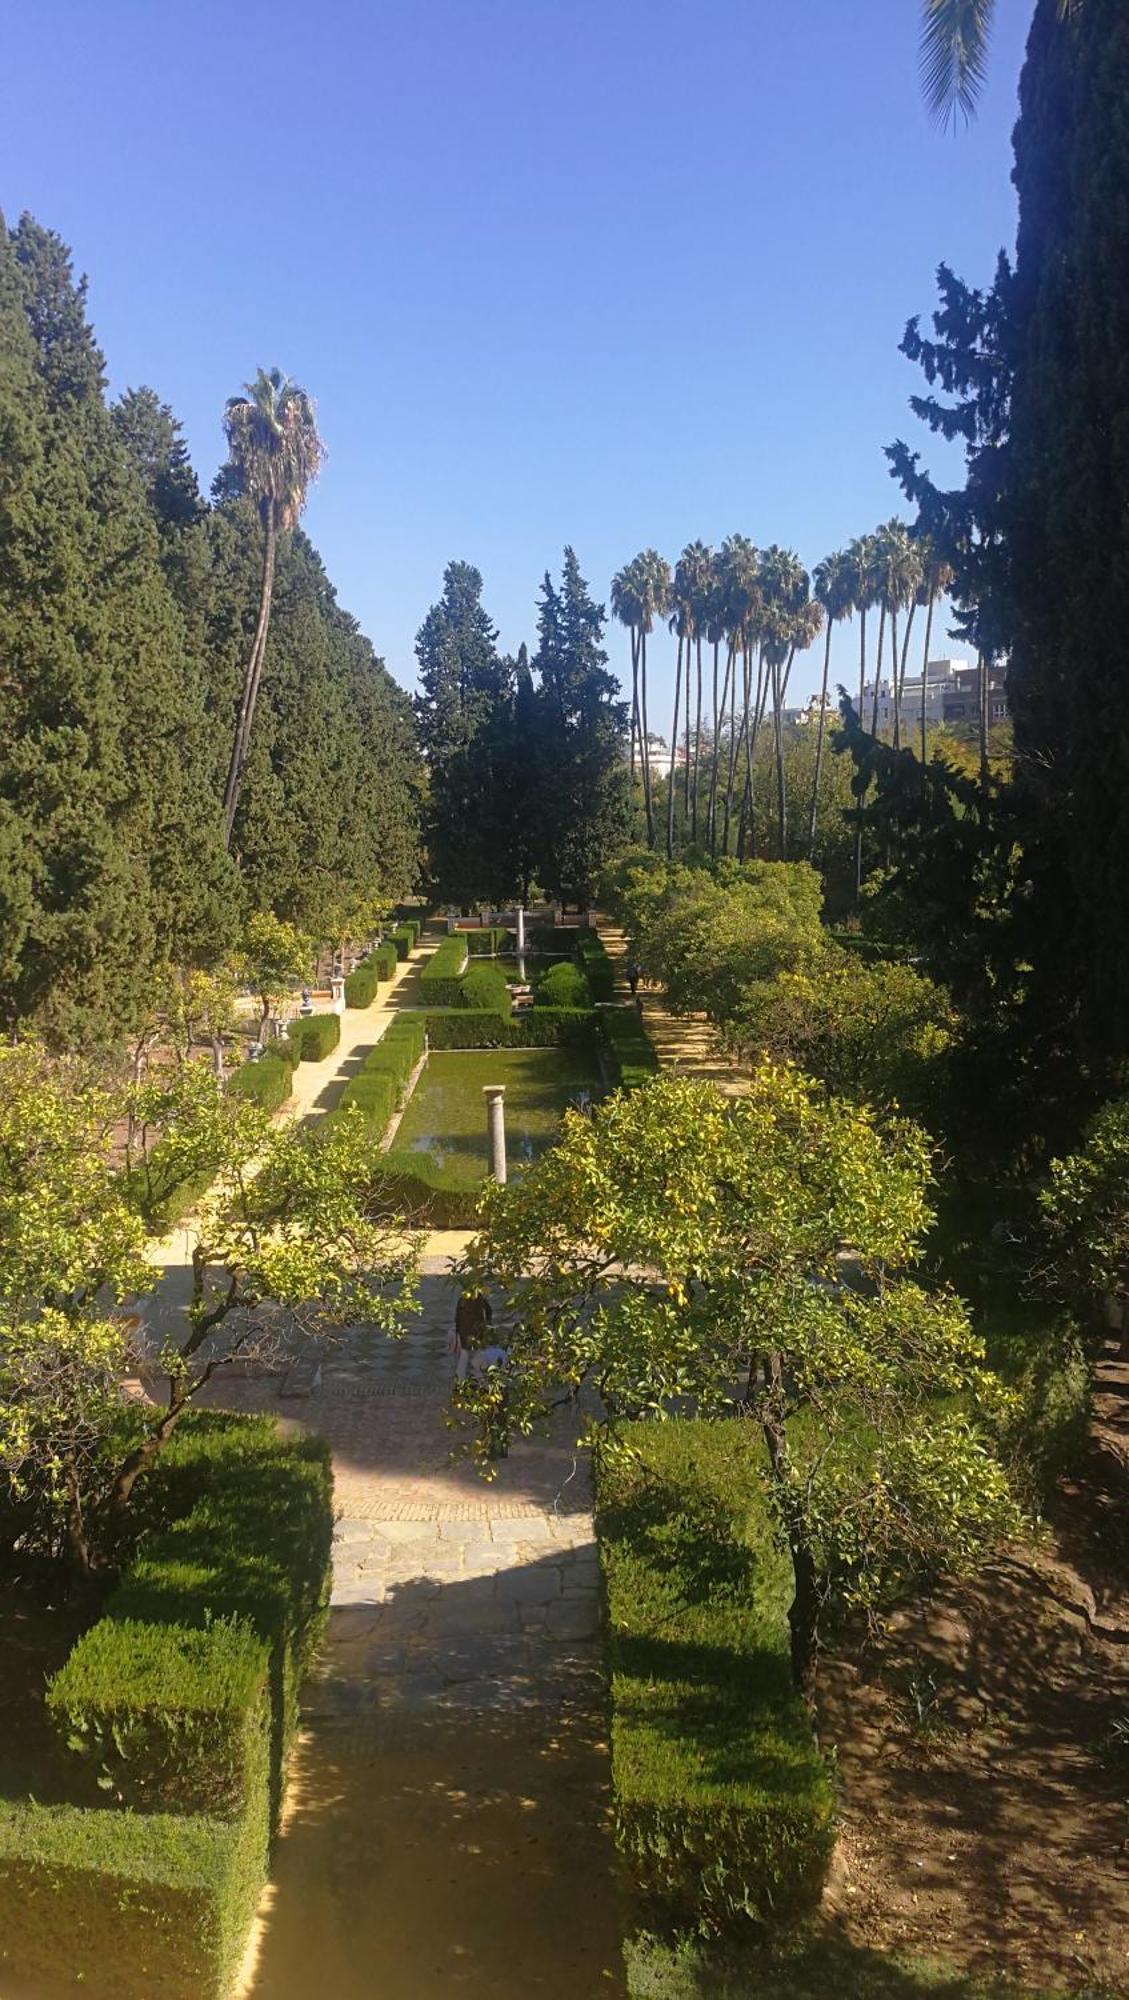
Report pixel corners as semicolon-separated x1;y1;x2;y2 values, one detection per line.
237;1267;625;1999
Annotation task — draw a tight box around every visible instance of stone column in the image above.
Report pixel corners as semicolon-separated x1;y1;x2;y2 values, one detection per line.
483;1085;507;1185
516;904;526;954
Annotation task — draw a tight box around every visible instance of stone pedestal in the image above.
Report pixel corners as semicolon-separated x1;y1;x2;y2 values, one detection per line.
484;1085;507;1185
330;975;346;1016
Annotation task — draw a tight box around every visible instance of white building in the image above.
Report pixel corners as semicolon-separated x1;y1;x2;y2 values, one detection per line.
861;658;1009;735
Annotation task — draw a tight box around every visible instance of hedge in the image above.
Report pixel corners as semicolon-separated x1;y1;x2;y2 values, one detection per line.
0;1415;333;2000
286;1012;341;1063
226;1050;294;1113
463;926;512;956
332;1015;426;1135
595;1420;834;1935
419;934;468;1008
576;928;615;1001
600;1006;659;1089
459;963;511;1016
372;942;398;981
389;924;415;960
422;1008;599;1050
344;954;380;1008
535;960;592;1010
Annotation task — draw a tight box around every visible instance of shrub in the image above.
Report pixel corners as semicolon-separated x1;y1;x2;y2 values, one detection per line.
372;942;398;981
47;1616;268;1815
0;1414;333;2000
287;1012;341;1063
459;964;512;1016
419;935;468;1008
575;928;615;1001
328;1016;426;1137
422;1009;598;1050
535;960;592;1009
595;1420;834;1935
227;1051;293;1112
600;1006;659;1089
344;957;379;1008
390;924;415;960
337;1069;395;1133
464;926;512;956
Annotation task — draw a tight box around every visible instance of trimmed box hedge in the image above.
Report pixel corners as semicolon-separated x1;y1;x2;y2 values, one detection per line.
332;1015;426;1136
595;1420;834;1934
367;1152;484;1228
372;942;398;981
419;934;468;1008
389;924;415;960
463;926;512;956
422;1008;599;1050
534;960;592;1009
600;1005;659;1089
227;1050;294;1112
0;1415;333;2000
459;963;511;1016
286;1012;341;1063
344;955;379;1008
575;928;615;1001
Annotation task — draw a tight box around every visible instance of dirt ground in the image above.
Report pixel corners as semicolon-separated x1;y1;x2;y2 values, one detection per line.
816;1519;1129;1997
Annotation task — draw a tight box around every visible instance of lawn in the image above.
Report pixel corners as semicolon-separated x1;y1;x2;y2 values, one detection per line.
392;1047;601;1186
625;1936;1079;2000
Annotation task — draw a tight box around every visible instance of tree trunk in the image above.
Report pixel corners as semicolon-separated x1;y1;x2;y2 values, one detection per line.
894;599;917;751
667;636;683;860
629;629;640;785
808;617;834;854
854;607;868;898
107;1398;188;1520
721;642;739;854
761;1408;820;1694
223;511;277;849
692;638;703;846
63;1456;91;1575
709;641;730;859
682;637;693;825
919;590;936;769
640;631;654;847
869;603;886;736
978;649;989;791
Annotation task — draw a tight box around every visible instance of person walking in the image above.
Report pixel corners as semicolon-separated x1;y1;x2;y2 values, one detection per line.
450;1289;492;1383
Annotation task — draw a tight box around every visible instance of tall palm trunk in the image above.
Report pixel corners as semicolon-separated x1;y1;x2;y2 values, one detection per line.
774;647;799;860
738;645;757;859
854;606;868;898
869;604;886;736
691;638;703;846
640;630;655;847
808;615;834;854
721;641;740;854
919;590;937;768
667;636;684;859
708;644;720;856
682;639;693;826
893;600;917;750
223;511;277;847
887;609;899;744
628;629;640;785
978;650;989;791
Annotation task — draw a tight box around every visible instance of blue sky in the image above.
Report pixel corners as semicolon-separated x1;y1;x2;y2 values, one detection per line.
1;0;1030;719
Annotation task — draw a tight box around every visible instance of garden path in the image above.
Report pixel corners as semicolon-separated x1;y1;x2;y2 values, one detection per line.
226;1261;625;2000
595;918;748;1094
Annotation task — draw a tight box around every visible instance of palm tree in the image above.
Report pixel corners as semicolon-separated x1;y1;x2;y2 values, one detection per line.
810;549;855;853
221;369;323;847
669;544;711;858
912;541;954;767
716;535;761;856
756;548;810;860
847;533;879;895
704;552;728;857
920;0;1082;126
876;523;920;747
610;563;644;800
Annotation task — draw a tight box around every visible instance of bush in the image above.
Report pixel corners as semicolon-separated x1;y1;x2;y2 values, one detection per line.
459;964;512;1016
595;1420;834;1935
535;960;592;1009
600;1006;659;1089
337;1069;395;1133
344;956;379;1008
390;924;415;960
328;1016;426;1138
419;935;468;1008
227;1051;293;1112
464;926;512;956
47;1616;267;1815
422;1009;599;1050
287;1012;341;1063
576;929;615;1001
0;1414;333;2000
372;942;398;981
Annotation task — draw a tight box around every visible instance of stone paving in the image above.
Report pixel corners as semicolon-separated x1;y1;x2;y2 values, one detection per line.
235;1269;625;1998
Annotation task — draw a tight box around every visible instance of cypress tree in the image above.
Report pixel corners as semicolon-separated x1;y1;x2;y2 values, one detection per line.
533;548;629;906
414;561;513;903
